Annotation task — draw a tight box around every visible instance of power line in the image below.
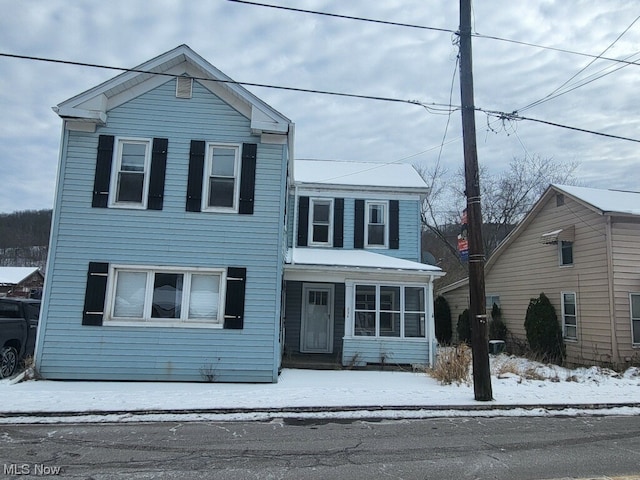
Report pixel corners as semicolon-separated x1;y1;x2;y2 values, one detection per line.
479;109;640;144
519;15;640;113
3;51;640;145
0;52;450;109
227;0;640;68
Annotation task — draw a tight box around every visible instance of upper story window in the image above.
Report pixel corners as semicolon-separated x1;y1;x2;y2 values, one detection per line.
561;291;577;340
366;201;388;247
309;198;333;246
560;241;574;266
204;144;240;212
109;138;152;208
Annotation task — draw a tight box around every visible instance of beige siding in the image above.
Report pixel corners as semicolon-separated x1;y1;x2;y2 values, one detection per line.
611;218;640;363
438;284;469;343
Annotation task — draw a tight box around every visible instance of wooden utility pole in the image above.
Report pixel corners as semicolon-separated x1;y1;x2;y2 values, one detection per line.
458;0;493;401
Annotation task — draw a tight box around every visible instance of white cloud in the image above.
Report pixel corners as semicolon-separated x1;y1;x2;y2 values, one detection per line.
1;0;639;213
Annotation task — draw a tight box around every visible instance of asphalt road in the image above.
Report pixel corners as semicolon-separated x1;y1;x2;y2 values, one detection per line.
1;415;639;479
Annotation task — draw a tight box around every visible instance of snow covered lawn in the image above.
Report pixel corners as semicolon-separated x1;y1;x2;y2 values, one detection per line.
1;355;638;423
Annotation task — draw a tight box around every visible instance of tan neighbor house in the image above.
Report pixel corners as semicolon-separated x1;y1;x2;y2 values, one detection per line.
438;184;640;368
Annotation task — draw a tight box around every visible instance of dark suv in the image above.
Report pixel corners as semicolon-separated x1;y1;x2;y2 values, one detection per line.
0;298;41;378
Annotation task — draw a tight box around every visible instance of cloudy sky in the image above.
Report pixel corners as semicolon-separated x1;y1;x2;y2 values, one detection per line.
1;0;639;213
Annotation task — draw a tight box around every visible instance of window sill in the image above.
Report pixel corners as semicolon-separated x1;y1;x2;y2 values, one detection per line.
345;336;428;342
105;320;224;329
108;203;147;210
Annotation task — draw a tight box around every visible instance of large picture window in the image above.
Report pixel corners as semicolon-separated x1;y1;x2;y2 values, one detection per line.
204;144;240;211
631;293;640;345
110;138;152;207
108;266;224;325
561;291;577;340
354;284;426;338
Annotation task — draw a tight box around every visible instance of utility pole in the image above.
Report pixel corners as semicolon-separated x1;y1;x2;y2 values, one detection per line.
458;0;493;401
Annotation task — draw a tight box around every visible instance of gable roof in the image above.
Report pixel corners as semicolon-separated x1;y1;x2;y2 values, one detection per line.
294;159;428;194
0;267;42;285
53;44;293;136
437;183;640;292
553;184;640;216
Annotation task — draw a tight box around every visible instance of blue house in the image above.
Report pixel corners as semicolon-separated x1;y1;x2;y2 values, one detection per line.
284;160;443;368
35;45;443;383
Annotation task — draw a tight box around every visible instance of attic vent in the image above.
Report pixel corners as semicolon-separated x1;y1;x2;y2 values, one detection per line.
176;77;193;99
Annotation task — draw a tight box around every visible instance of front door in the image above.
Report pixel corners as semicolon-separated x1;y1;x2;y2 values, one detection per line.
301;284;334;353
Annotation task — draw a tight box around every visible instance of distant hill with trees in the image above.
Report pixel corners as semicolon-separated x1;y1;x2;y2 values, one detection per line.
0;209;52;270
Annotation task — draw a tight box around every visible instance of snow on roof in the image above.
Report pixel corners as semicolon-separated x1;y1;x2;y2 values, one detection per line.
294;160;428;191
554;184;640;216
0;267;40;285
287;248;441;273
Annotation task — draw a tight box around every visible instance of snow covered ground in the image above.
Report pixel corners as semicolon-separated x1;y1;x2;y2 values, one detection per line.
1;354;638;424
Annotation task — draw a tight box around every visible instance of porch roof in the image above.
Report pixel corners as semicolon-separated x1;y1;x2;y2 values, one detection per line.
285;248;443;276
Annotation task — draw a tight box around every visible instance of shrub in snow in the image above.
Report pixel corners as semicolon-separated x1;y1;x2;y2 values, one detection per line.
524;293;565;363
489;303;508;341
434;295;453;345
457;309;471;344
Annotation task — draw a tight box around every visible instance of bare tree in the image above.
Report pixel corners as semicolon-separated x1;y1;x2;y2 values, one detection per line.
417;155;579;270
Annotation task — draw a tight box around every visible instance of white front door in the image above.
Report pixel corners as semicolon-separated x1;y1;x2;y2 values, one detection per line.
301;284;334;353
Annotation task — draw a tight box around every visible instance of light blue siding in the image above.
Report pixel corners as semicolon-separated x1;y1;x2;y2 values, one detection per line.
287;195;423;262
37;80;287;382
342;338;431;367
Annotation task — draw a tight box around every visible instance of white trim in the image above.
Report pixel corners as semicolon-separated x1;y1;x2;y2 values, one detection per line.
104;264;226;327
365;200;388;248
630;293;640;347
108;137;153;209
202;143;241;213
561;291;578;341
308;198;334;247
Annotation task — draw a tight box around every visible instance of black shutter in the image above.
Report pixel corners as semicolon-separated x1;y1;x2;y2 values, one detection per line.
224;267;246;329
92;135;114;208
297;196;309;247
333;198;344;248
82;262;109;326
389;200;400;249
354;199;365;249
186;140;205;212
239;143;257;214
147;138;168;210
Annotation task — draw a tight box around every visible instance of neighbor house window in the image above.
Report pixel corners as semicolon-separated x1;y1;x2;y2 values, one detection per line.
561;291;577;340
631;293;640;345
204;144;240;211
366;201;387;247
309;198;333;246
110;138;152;207
486;294;501;320
353;284;426;338
560;241;574;266
108;266;224;325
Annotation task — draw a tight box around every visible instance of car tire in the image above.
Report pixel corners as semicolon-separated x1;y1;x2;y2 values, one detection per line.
0;346;19;379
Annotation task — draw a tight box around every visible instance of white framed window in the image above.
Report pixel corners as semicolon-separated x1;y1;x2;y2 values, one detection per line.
366;201;388;247
630;293;640;346
353;283;426;338
203;143;240;212
106;265;225;327
560;241;574;266
486;294;501;320
561;291;577;340
109;138;152;208
309;198;333;246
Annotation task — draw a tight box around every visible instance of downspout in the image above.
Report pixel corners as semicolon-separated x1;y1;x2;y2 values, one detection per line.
428;275;436;367
605;215;619;363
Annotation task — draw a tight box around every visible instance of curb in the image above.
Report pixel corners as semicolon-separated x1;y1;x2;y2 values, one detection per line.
1;402;639;421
